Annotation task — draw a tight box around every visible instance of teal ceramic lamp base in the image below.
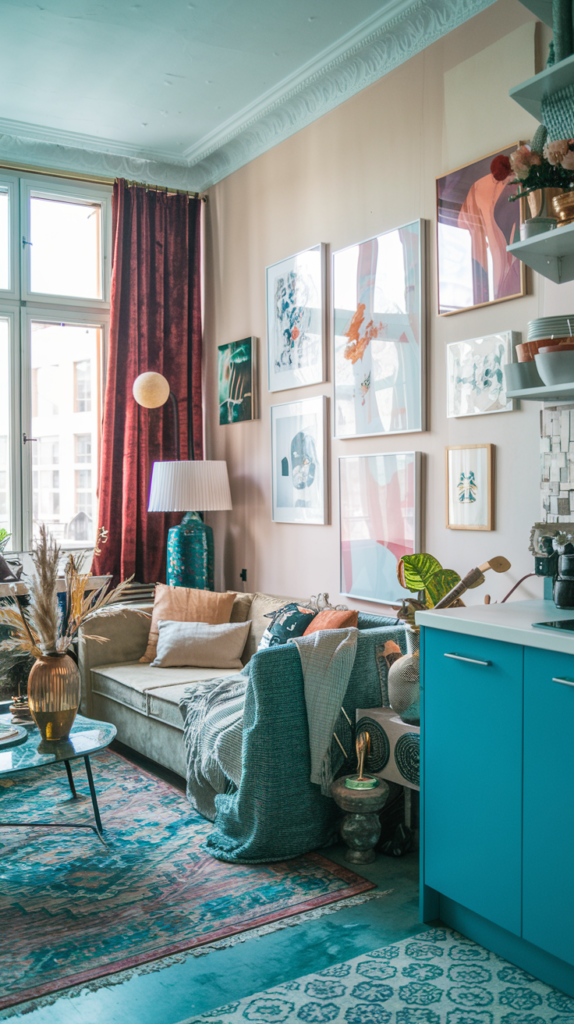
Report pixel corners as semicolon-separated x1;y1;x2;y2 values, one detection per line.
167;512;214;590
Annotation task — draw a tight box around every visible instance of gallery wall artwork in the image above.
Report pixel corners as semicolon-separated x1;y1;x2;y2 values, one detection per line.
271;395;328;524
446;444;494;531
436;146;525;316
218;337;258;425
266;244;326;393
446;331;517;418
339;451;421;604
333;220;425;439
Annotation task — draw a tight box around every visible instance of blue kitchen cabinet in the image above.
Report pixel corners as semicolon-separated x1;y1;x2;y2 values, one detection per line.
523;646;574;965
423;627;523;935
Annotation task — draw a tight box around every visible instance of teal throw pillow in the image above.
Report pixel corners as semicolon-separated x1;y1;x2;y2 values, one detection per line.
258;603;317;650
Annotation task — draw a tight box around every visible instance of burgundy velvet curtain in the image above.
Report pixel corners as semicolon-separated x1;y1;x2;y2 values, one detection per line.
92;180;203;584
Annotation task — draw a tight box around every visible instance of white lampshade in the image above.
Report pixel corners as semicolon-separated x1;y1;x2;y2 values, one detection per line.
148;460;232;512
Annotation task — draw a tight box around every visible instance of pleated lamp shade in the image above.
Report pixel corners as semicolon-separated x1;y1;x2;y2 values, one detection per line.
148;460;232;512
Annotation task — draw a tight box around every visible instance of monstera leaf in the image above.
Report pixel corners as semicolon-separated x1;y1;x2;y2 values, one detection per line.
397;553;461;609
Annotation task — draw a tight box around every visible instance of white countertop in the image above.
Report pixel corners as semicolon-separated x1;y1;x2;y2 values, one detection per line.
416;599;574;654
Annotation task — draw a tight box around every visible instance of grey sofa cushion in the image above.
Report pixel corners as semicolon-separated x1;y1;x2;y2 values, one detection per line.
91;662;239;726
152;620;251;669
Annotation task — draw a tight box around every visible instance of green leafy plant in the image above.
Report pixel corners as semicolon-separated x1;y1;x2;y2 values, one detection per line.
0;529;11;553
396;553;462;632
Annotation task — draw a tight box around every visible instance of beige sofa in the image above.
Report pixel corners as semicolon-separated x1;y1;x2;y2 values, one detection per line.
78;592;300;778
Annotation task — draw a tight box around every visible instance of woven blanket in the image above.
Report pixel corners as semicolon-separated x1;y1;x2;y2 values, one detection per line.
291;628;359;795
179;671;248;821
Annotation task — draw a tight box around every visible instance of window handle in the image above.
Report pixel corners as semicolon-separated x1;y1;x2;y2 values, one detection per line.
22;433;37;444
22;236;32;248
444;653;491;666
553;677;574;688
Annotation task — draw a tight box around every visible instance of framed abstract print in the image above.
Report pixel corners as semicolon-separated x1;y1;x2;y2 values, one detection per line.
446;444;494;531
446;331;517;418
333;220;425;439
218;336;258;425
437;146;525;316
266;243;326;392
271;395;328;525
340;451;421;604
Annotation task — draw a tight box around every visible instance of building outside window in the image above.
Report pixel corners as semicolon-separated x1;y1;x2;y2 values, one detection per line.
0;172;111;552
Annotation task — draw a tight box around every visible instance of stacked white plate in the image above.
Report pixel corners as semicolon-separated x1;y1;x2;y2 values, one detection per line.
528;316;574;341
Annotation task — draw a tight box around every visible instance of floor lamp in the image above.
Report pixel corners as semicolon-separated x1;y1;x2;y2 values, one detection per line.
148;460;232;590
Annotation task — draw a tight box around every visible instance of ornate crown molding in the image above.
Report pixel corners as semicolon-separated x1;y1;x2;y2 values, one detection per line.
0;0;496;192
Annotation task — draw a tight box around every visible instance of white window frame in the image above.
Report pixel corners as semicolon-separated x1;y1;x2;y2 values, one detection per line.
20;176;112;307
1;170;112;555
0;174;21;302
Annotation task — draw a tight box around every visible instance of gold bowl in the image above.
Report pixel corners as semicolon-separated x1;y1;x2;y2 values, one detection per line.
553;191;574;227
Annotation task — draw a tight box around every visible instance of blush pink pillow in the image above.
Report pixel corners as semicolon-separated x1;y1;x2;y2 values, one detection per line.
302;609;358;635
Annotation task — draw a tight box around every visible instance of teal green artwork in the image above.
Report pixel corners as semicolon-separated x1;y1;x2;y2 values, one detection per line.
218;337;257;425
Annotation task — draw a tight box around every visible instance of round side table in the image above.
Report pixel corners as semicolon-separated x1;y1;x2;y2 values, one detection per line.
331;776;390;864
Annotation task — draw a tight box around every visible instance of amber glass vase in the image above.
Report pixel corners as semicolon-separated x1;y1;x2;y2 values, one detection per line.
28;653;81;741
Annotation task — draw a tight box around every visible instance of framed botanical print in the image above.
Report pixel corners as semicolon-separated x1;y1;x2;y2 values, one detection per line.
218;336;258;424
340;451;421;603
333;220;425;439
437;146;525;316
271;395;328;524
446;444;494;531
446;331;518;418
266;243;326;392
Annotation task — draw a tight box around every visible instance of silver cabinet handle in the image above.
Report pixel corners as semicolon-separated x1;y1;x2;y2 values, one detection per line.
444;653;491;666
553;677;574;688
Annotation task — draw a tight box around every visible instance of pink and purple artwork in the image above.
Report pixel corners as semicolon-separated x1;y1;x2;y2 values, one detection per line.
340;452;420;604
437;146;524;315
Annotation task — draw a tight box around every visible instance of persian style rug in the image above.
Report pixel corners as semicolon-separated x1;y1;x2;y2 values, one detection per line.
0;749;373;1011
182;926;574;1024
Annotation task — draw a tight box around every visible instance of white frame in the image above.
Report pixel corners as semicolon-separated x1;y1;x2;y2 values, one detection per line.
271;395;328;525
0;173;20;302
0;305;21;552
332;219;426;440
266;242;327;393
20;307;109;552
446;331;517;418
339;450;422;604
20;175;112;307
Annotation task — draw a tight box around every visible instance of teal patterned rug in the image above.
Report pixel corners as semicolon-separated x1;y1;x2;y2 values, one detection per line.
182;926;574;1024
0;749;373;1012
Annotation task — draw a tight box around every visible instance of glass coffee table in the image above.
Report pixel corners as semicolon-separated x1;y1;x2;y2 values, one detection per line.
0;712;117;845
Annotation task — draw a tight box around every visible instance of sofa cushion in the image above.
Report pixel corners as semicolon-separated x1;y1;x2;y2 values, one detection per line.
141;585;236;663
244;592;303;662
229;592;255;622
152;620;251;669
91;662;239;725
258;603;317;650
303;609;359;635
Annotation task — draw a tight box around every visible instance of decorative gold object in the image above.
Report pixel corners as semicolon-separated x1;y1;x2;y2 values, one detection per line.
27;653;81;741
553;191;574;227
345;730;380;790
528;187;564;219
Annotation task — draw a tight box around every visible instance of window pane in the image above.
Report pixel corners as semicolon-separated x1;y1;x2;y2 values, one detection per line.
29;195;101;299
0;319;10;544
0;190;9;291
31;321;101;545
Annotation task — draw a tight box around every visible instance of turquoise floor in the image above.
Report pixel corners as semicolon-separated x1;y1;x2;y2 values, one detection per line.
5;744;422;1024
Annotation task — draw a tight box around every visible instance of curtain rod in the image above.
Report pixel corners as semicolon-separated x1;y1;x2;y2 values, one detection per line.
0;160;207;199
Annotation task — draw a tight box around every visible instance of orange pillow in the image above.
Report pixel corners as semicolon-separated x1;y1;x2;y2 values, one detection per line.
141;584;236;663
302;609;359;635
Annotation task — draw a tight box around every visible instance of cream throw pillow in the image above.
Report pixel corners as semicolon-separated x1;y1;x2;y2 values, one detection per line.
151;620;251;669
141;584;236;663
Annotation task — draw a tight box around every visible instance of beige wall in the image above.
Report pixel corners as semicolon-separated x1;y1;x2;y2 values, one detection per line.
204;0;566;612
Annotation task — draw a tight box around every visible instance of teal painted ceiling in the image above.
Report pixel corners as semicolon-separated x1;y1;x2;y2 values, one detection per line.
0;0;496;187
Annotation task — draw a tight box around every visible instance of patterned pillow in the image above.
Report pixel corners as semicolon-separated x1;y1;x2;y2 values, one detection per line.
257;603;317;650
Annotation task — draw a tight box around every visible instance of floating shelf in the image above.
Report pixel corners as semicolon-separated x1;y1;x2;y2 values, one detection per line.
510;52;574;119
507;222;574;283
507;382;574;402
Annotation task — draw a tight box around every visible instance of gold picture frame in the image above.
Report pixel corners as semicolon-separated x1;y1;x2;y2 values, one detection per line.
445;444;494;531
436;145;526;317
